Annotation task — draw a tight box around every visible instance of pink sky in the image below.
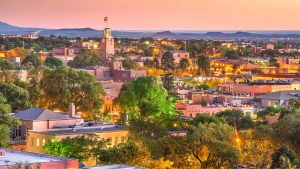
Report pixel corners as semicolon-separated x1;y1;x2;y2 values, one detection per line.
1;0;300;30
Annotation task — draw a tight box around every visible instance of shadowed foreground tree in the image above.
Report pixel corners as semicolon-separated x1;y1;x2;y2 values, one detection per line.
271;145;297;169
0;94;20;147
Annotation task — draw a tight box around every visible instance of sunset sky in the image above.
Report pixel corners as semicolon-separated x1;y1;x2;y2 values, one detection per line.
1;0;300;30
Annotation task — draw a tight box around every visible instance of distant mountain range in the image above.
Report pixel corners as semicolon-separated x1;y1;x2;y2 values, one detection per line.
1;21;300;40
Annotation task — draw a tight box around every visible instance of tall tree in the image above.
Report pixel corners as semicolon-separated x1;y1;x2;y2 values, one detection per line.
161;51;175;70
115;76;177;119
0;94;20;147
197;54;210;75
39;66;105;118
161;73;177;97
68;49;102;68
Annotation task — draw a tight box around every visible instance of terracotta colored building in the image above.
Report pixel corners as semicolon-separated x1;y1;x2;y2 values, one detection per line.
218;82;298;97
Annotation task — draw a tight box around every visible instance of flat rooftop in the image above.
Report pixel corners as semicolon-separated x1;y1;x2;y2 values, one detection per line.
32;125;127;135
0;149;74;166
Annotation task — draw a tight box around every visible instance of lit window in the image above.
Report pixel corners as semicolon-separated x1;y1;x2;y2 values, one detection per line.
115;137;119;145
36;138;40;147
42;139;46;146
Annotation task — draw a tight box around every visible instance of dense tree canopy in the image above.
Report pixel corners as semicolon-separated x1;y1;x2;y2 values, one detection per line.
44;56;63;68
39;66;105;118
0;82;31;111
21;54;42;68
68;49;102;68
179;58;190;70
44;135;107;163
116;76;177;119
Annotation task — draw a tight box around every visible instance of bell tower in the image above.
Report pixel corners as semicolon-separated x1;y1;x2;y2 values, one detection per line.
100;17;114;60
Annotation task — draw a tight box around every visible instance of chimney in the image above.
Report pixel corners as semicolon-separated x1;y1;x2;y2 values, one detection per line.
0;149;5;156
69;103;76;117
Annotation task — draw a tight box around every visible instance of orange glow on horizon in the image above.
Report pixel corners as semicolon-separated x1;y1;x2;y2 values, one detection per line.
1;0;300;30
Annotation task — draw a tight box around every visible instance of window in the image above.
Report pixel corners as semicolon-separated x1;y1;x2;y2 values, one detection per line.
36;138;40;147
114;137;119;145
121;136;126;143
107;137;112;145
42;139;46;146
31;138;34;146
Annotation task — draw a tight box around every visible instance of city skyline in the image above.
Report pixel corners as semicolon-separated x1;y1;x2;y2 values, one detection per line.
1;0;300;30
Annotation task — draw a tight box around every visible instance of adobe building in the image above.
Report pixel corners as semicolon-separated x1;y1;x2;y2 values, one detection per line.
0;148;78;169
26;126;128;155
83;61;146;83
10;105;83;150
217;81;300;97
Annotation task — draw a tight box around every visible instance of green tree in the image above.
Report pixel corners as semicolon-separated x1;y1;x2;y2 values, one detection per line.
0;94;20;147
27;68;44;107
161;73;177;96
197;54;210;75
0;82;31;111
269;57;279;67
115;76;177;119
196;84;209;90
44;135;107;163
179;58;190;70
44;56;63;68
224;49;241;59
216;109;254;130
68;49;102;68
190;114;226;126
186;123;239;169
122;59;140;69
161;51;175;70
98;142;172;168
39;67;104;119
271;145;297;169
21;54;42;68
144;59;155;68
273;110;300;152
0;59;14;70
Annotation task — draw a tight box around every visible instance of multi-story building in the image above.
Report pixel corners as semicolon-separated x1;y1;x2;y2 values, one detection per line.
218;81;300;97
